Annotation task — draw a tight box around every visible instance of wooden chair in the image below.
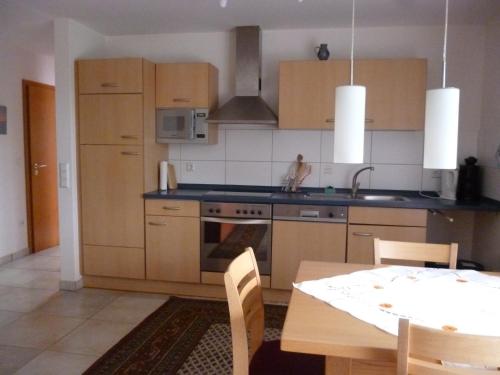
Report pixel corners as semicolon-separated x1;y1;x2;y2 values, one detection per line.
397;318;500;374
373;238;458;269
224;247;324;375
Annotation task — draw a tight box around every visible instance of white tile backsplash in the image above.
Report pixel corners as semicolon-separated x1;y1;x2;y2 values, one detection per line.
272;130;321;162
167;127;430;190
226;162;272;186
320;163;371;189
372;131;424;165
371;164;423;190
421;169;441;191
271;162;320;188
226;130;273;161
181;130;226;161
321;131;372;164
180;160;225;184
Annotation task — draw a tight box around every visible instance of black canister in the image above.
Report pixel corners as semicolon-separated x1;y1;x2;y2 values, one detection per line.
315;44;330;60
456;157;481;201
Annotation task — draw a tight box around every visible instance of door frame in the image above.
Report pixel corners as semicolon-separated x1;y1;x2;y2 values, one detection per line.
22;79;57;252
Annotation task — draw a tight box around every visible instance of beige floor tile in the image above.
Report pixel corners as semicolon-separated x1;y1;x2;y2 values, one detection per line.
91;294;166;324
35;290;118;318
0;310;23;329
0;288;56;313
0;313;84;349
15;351;97;375
33;247;60;257
0;345;41;374
0;269;60;290
49;319;135;356
7;256;60;272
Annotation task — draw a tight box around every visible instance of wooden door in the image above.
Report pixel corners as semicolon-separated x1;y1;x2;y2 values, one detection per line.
146;215;200;283
80;145;144;248
347;225;427;264
354;59;427;130
271;221;347;290
23;81;59;252
156;63;210;108
79;94;143;145
278;60;350;129
77;58;143;94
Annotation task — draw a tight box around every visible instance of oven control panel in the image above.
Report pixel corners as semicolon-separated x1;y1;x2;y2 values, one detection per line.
201;202;272;219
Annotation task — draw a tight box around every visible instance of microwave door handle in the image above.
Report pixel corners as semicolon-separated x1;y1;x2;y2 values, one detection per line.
188;111;196;140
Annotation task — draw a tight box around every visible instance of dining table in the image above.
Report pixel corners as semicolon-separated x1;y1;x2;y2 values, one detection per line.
280;261;500;375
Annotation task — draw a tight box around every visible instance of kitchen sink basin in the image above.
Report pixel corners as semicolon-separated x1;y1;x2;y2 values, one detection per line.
355;194;410;202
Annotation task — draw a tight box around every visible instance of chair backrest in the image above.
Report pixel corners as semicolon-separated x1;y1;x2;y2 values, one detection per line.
397;318;500;374
373;238;458;269
224;247;265;375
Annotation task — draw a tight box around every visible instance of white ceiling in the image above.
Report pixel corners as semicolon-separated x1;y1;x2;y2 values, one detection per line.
6;0;500;36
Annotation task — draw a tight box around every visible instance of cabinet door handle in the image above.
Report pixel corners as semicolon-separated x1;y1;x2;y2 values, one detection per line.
120;135;138;139
353;232;373;237
172;98;191;103
148;222;167;226
100;82;119;88
365;118;375;124
325;118;335;123
162;206;181;211
121;151;140;156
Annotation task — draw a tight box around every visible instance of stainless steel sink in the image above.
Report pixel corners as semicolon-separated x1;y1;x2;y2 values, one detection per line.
355;194;410;202
307;193;351;199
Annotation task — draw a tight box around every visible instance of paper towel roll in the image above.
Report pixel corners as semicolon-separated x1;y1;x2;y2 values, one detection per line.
160;161;168;191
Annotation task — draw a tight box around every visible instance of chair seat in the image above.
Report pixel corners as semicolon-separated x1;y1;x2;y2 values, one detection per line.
250;339;325;375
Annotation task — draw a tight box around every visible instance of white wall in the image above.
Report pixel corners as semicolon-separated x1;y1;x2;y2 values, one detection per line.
473;20;500;271
106;25;485;190
54;18;106;284
0;2;55;259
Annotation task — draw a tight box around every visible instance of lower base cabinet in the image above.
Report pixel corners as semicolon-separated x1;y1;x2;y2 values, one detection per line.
146;215;200;283
83;245;145;279
271;220;347;290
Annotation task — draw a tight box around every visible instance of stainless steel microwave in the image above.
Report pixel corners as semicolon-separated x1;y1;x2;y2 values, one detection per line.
156;108;216;144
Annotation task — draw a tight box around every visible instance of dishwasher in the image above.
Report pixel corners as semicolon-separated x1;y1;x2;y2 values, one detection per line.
271;204;348;290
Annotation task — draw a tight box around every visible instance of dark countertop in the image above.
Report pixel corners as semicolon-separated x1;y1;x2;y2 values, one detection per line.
143;184;500;212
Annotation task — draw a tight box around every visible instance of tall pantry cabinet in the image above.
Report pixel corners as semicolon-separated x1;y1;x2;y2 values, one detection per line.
77;58;163;280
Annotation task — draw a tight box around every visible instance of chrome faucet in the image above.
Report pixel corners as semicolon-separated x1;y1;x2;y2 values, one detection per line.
351;166;374;199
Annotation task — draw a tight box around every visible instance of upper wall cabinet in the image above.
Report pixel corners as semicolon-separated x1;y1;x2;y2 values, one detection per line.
354;59;427;130
156;63;218;109
279;60;350;129
78;58;143;94
278;59;427;130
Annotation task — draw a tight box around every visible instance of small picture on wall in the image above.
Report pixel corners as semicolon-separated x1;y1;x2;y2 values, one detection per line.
0;106;6;135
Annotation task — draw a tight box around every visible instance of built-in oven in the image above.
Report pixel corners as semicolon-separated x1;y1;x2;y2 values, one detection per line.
201;201;272;275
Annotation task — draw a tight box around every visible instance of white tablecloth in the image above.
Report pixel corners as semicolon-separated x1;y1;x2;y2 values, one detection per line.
294;266;500;336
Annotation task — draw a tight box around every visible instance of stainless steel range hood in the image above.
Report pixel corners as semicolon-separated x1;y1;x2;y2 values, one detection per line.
206;26;278;125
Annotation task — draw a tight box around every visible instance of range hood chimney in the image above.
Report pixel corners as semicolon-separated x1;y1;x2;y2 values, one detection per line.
206;26;278;125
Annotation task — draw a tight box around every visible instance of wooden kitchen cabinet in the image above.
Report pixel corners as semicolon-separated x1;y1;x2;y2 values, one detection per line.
83;245;145;279
79;94;143;145
145;200;200;283
271;220;347;290
77;58;143;94
354;59;427;130
347;207;427;264
156;63;218;109
278;60;350;129
80;145;145;248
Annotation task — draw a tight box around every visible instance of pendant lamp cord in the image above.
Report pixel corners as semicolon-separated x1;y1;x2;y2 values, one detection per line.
442;0;449;88
350;0;355;85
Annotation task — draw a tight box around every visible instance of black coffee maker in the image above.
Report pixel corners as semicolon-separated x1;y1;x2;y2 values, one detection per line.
456;157;481;201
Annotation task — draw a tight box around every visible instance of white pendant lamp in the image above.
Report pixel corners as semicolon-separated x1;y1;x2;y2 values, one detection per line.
334;0;366;164
423;0;460;169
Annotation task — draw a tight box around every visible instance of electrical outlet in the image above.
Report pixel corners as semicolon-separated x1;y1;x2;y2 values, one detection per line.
186;162;194;172
59;163;70;188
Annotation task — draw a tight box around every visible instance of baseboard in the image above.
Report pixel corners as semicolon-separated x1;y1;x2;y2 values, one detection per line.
0;247;30;266
60;278;84;291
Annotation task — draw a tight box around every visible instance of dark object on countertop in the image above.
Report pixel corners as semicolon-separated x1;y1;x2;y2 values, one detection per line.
315;44;330;60
456;156;481;202
425;259;484;271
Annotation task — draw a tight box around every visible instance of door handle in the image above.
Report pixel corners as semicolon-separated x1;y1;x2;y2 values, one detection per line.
121;151;140;156
353;232;373;237
33;163;47;176
120;135;138;140
101;82;119;88
148;222;167;226
162;206;181;211
172;98;191;103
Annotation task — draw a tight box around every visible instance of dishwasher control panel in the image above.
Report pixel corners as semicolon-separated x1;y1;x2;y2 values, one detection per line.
273;204;347;223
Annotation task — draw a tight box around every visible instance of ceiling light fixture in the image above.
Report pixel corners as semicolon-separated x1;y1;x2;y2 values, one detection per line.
423;0;460;170
220;0;228;8
333;0;366;164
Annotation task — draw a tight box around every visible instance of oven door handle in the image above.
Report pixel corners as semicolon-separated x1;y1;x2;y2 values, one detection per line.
201;217;271;225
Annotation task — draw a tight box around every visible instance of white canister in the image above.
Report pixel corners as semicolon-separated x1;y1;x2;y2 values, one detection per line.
159;161;168;191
